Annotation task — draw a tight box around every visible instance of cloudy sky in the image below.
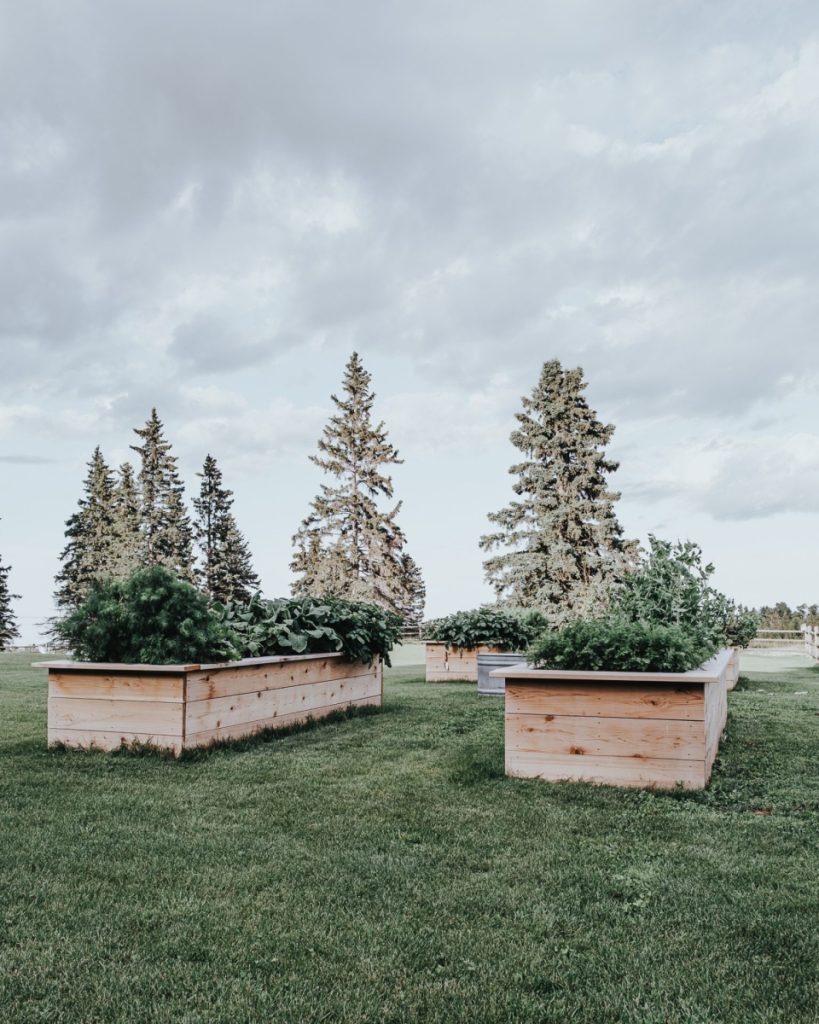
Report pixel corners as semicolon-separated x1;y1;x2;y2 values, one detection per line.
1;1;818;641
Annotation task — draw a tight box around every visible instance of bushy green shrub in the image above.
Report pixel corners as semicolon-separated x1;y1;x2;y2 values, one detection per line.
421;607;547;650
527;619;714;674
214;594;403;666
612;536;758;650
54;566;233;664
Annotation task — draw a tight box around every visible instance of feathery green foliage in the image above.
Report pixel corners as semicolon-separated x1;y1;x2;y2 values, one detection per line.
54;566;232;665
528;618;714;673
110;461;143;581
480;360;636;625
0;519;20;650
130;409;196;583
613;536;758;649
291;352;425;623
193;454;259;603
54;447;120;608
215;593;402;666
397;553;426;633
422;607;547;650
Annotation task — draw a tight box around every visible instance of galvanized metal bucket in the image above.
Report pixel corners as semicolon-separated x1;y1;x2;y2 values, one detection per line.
476;652;527;696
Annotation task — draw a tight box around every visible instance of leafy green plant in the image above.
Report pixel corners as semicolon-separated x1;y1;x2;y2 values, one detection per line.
612;536;758;649
527;619;714;673
53;566;234;664
214;594;403;666
421;607;547;650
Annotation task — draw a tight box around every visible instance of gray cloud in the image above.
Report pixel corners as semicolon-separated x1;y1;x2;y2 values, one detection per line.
0;454;57;465
0;1;817;420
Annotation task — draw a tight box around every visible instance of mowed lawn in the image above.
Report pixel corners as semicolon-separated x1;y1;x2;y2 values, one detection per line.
1;651;817;1024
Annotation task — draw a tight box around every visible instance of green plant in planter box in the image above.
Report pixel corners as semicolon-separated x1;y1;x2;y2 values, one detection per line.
421;607;547;651
528;619;714;674
214;594;403;666
612;536;758;650
53;566;234;664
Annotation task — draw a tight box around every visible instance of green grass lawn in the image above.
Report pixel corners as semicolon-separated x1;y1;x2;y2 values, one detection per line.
1;651;817;1024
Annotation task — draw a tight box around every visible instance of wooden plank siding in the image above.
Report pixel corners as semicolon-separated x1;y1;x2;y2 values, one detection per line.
425;643;502;682
498;649;733;791
44;654;382;755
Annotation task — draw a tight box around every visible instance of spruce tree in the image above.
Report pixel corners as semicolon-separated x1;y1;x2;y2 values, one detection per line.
193;454;260;603
0;521;20;650
130;409;196;583
397;553;426;634
111;462;142;580
480;359;636;624
291;352;425;621
54;447;120;608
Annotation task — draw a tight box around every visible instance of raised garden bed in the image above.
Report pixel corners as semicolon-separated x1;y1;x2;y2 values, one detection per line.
492;648;734;790
725;648;740;690
425;642;501;682
40;652;382;755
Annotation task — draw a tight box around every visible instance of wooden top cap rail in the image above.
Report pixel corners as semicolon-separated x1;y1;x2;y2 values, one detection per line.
489;648;734;685
33;651;346;674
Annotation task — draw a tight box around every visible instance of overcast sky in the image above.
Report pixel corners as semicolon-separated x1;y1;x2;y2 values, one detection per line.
1;1;818;642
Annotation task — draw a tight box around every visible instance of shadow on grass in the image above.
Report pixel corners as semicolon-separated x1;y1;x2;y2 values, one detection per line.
48;703;386;763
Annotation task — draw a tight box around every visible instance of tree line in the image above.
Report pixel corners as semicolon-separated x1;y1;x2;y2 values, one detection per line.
753;602;819;631
0;353;814;651
45;352;426;637
53;412;260;609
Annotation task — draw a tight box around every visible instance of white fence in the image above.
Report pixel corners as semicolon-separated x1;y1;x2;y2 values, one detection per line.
748;629;804;650
803;626;819;661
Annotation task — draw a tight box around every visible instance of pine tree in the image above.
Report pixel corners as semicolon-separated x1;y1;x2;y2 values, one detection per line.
110;462;142;580
130;409;196;583
291;352;425;621
480;359;636;624
0;520;20;650
397;553;426;634
193;454;260;603
54;447;120;608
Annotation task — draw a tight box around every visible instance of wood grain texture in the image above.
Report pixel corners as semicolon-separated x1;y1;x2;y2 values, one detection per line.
505;749;706;789
725;649;740;690
499;652;734;789
47;729;183;755
45;654;382;755
48;672;185;703
704;675;728;771
505;682;705;721
185;673;380;733
186;657;377;702
425;643;501;682
185;695;379;747
506;713;705;762
48;696;184;736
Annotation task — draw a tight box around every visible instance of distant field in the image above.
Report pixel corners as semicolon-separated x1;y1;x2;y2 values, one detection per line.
1;651;817;1023
388;640;426;667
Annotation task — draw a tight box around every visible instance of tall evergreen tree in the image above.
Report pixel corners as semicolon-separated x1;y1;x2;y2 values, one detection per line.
397;553;426;634
0;520;20;650
110;462;142;580
291;352;425;620
193;454;260;603
480;359;636;624
130;409;196;583
54;447;120;608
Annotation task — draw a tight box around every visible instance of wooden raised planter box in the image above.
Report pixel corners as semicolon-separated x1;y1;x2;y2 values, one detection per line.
492;649;734;790
39;652;383;755
425;642;502;682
